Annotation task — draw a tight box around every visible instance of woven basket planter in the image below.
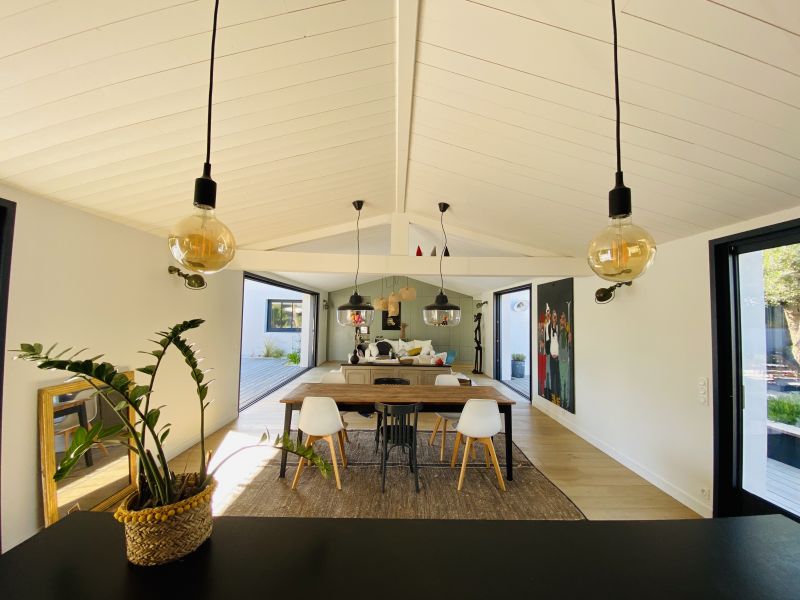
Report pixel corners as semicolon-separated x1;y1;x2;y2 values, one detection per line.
114;477;216;566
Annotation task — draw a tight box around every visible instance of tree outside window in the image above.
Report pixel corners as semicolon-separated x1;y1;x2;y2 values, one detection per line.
266;300;302;332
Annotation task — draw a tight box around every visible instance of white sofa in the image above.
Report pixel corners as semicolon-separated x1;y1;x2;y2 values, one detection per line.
364;339;447;365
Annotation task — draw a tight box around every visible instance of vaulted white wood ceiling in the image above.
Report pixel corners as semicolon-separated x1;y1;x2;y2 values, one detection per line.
0;0;798;271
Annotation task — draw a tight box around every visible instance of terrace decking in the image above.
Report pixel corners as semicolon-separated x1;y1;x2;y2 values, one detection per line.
238;358;304;410
503;376;531;399
766;458;800;517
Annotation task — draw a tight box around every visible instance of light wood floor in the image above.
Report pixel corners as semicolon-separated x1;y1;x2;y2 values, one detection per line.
171;362;699;520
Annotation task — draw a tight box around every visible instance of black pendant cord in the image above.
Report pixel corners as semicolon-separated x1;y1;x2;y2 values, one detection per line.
354;206;361;292
204;0;221;176
439;209;447;292
612;0;621;175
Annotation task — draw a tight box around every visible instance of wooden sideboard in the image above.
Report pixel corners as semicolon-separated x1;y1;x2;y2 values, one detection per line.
341;363;452;385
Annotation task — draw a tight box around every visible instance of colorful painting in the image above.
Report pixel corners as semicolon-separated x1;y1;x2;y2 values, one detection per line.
537;278;574;413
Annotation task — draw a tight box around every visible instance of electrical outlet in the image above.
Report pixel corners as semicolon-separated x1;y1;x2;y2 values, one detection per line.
700;487;711;500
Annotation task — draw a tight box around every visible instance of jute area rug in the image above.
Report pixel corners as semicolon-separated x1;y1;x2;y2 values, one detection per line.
221;430;585;521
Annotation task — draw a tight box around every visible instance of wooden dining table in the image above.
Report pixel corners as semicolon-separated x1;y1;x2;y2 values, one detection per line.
279;383;517;480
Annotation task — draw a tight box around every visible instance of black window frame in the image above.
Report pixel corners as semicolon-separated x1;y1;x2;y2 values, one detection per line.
710;216;800;522
265;299;302;333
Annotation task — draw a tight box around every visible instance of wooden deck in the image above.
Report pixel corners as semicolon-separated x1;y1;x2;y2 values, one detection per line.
766;458;800;517
503;376;531;399
238;358;304;410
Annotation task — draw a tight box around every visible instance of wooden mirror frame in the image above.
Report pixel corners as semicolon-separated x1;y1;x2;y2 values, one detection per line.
37;372;137;526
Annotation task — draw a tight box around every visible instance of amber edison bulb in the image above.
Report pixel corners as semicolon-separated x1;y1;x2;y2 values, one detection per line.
168;205;236;274
587;216;656;282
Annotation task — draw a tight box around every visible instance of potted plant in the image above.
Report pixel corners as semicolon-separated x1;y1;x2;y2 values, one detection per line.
14;319;328;566
511;353;526;379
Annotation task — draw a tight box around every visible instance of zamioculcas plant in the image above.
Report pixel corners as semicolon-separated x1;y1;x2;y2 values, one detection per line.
14;319;329;510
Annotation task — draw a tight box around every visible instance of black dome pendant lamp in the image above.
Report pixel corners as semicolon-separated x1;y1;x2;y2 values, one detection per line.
423;203;461;327
336;201;375;328
587;0;656;283
168;0;236;274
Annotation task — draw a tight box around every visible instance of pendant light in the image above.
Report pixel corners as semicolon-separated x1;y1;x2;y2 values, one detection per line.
337;201;375;327
168;0;235;274
423;203;461;327
399;276;417;301
373;277;388;312
587;0;656;282
387;276;401;304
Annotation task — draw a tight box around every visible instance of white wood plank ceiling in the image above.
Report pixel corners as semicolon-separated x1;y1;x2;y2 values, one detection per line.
0;0;798;260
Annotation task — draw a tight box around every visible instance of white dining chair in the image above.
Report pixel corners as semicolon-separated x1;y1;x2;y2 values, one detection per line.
320;371;349;442
291;396;347;491
450;399;506;492
428;374;463;461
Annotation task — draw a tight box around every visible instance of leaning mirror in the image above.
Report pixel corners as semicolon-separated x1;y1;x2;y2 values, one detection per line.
38;373;136;526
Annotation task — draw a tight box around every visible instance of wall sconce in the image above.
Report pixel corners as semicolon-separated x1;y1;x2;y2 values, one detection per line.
595;281;632;304
168;266;207;290
475;300;488;310
322;299;329;310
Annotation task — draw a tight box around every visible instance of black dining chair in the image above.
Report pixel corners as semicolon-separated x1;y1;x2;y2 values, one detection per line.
373;377;410;450
374;401;422;493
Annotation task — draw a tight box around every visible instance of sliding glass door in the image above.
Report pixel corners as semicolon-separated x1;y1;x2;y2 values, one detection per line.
239;274;318;411
712;220;800;520
494;285;532;400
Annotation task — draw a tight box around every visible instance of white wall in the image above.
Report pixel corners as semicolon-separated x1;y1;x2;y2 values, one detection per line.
0;185;243;551
481;205;800;518
249;272;328;366
241;279;302;358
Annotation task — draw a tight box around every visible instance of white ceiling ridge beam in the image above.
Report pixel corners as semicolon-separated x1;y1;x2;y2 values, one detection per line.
394;0;420;214
231;250;586;277
240;213;392;251
407;213;562;257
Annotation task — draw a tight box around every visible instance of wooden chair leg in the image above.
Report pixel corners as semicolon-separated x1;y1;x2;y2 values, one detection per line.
457;437;473;491
429;416;442;446
95;442;110;456
484;437;506;491
291;434;317;490
483;441;491;467
325;435;342;490
337;430;348;468
450;431;462;467
439;420;448;461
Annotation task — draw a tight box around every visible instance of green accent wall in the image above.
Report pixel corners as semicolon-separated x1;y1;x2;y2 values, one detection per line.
326;278;476;364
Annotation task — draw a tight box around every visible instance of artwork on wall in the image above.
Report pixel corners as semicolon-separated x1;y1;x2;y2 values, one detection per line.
537;278;574;413
382;303;401;330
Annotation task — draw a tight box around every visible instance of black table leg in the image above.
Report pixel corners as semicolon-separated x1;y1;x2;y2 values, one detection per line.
279;404;293;478
78;404;93;467
503;405;513;481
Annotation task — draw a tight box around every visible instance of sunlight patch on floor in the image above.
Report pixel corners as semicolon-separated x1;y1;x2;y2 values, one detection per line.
208;430;282;515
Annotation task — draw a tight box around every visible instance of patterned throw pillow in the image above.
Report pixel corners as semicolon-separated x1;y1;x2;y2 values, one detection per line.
376;340;393;356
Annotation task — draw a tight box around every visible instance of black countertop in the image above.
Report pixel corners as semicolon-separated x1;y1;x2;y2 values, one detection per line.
1;513;799;599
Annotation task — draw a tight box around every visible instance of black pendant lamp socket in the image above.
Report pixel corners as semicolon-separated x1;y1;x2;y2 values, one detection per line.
168;0;236;274
587;0;656;283
423;203;461;327
337;201;375;329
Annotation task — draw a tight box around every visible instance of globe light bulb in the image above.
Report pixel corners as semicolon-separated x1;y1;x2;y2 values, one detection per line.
168;205;236;275
587;216;656;282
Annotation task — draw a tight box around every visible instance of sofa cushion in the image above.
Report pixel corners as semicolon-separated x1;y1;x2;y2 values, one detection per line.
412;340;434;355
376;340;394;356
